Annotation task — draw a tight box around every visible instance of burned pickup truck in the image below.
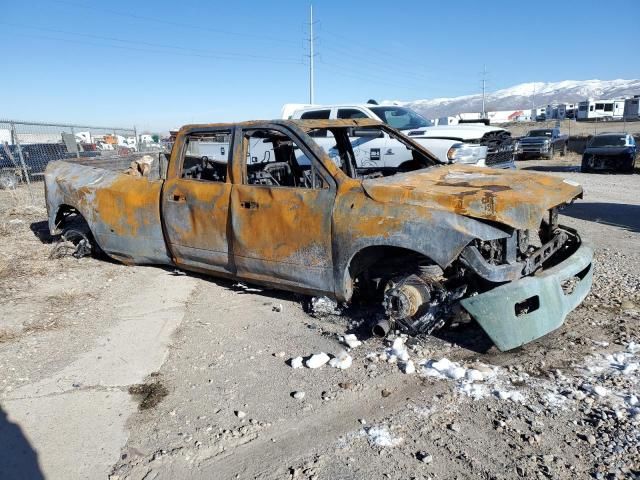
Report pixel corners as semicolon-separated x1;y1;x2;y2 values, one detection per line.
45;119;593;351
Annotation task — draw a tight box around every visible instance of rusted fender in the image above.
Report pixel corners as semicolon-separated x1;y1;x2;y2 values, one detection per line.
331;180;511;301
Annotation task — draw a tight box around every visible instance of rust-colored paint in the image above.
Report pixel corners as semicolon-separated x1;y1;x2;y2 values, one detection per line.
44;119;584;302
90;175;161;237
361;165;582;231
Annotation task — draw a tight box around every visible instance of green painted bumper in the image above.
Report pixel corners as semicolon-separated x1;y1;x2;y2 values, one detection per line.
460;243;594;351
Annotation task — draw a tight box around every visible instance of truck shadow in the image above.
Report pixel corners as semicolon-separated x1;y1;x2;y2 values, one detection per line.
431;322;495;354
0;407;45;480
562;202;640;233
29;220;56;243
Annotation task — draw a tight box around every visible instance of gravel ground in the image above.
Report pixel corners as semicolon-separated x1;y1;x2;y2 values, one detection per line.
0;155;639;480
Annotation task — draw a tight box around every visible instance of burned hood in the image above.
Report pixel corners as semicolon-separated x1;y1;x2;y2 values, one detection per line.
361;165;583;230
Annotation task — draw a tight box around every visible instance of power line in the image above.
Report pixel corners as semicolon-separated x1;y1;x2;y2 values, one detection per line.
1;31;305;66
320;27;428;70
317;60;425;91
50;0;300;47
0;22;304;64
319;43;431;84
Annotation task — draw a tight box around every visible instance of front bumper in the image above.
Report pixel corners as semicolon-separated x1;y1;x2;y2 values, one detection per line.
460;242;594;351
582;154;634;171
520;144;549;154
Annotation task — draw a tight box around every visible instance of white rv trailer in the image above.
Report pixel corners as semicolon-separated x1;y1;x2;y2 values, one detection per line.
557;103;577;120
576;99;625;121
623;96;640;121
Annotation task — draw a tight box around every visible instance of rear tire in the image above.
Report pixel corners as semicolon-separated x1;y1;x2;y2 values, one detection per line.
581;156;594;173
622;158;636;174
560;143;567;156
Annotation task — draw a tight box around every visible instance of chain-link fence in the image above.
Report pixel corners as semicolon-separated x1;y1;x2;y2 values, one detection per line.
506;118;640;141
0;120;165;201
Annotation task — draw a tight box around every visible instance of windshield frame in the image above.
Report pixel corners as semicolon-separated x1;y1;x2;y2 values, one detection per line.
528;129;553;137
588;135;627;148
302;123;440;180
369;106;433;130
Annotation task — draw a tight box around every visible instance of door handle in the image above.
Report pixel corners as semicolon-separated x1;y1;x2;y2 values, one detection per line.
240;201;259;210
170;193;186;203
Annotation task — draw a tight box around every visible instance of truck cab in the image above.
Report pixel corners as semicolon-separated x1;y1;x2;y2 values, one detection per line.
286;104;516;170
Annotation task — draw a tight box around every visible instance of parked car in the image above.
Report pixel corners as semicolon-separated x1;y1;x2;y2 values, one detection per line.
581;133;637;173
286;104;516;169
44;119;593;351
518;128;569;159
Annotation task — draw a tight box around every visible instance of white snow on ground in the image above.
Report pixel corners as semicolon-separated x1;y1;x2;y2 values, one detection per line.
290;356;303;369
569;341;640;416
368;338;525;402
340;334;362;349
329;352;353;370
363;426;403;447
306;352;330;369
310;296;341;315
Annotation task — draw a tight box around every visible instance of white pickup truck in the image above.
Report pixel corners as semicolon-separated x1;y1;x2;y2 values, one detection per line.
283;104;516;170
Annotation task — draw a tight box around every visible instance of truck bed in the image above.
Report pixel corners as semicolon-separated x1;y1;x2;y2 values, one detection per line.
63;152;167;180
44;155;171;265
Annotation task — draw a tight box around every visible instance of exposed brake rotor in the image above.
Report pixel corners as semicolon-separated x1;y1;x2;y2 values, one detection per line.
380;269;466;337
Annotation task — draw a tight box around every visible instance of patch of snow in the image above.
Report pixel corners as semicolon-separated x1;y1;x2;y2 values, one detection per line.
341;334;362;349
306;352;330;369
402;360;415;375
465;369;484;382
290;356;303;369
459;382;489;400
364;426;403;447
329;352;353;370
495;389;525;402
593;385;609;397
310;296;341;316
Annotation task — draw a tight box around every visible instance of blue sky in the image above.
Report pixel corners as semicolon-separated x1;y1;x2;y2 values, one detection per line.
1;0;638;132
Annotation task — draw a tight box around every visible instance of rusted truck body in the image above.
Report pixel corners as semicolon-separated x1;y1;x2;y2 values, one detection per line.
44;119;594;351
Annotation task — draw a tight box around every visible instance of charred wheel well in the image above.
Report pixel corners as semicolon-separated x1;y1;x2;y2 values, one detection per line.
53;204;80;230
345;246;438;300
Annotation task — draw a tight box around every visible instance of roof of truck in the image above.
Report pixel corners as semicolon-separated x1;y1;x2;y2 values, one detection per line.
178;119;382;134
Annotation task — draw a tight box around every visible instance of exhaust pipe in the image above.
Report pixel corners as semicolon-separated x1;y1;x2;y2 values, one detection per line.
372;319;391;338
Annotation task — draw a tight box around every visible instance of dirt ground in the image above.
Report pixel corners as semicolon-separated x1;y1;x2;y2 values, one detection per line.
0;154;639;480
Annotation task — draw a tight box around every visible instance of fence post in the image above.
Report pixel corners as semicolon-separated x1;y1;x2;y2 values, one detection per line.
71;127;80;158
10;122;34;202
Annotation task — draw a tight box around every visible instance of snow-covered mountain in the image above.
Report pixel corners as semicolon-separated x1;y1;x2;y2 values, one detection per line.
384;79;640;119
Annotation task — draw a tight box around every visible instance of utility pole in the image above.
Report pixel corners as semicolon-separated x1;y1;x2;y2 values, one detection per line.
481;64;487;119
308;4;315;104
532;82;536;118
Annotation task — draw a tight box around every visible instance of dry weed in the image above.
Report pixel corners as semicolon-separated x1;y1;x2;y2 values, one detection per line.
0;319;61;344
0;329;19;343
0;222;10;236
